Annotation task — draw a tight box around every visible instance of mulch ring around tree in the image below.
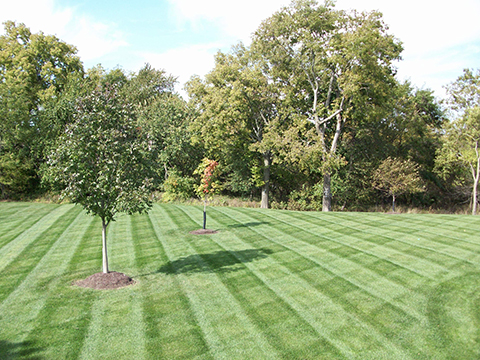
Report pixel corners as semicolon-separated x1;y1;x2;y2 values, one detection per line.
74;271;135;290
189;229;218;235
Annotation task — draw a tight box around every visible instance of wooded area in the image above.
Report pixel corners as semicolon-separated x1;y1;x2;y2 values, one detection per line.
1;1;479;214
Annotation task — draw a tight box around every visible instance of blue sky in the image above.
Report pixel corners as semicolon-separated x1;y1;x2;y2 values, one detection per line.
1;0;479;99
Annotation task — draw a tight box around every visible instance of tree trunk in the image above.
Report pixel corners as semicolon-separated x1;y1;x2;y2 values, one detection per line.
392;194;396;213
203;196;207;229
261;152;271;209
322;172;332;212
472;172;479;215
102;218;109;273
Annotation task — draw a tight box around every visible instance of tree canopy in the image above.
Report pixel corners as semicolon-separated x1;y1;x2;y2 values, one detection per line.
251;0;403;211
45;85;155;272
0;10;478;214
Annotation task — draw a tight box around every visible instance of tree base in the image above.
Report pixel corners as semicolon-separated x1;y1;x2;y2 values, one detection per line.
74;271;135;290
189;229;218;235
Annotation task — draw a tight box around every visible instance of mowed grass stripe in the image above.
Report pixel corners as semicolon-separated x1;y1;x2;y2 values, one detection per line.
78;216;147;360
174;206;345;359
331;212;480;260
228;207;433;298
0;203;49;235
205;206;416;359
151;204;279;359
131;213;212;360
144;208;215;359
0;203;59;250
0;205;79;303
0;209;92;346
1;212;100;360
366;213;480;251
311;212;480;268
252;208;450;280
0;202;44;221
176;205;358;359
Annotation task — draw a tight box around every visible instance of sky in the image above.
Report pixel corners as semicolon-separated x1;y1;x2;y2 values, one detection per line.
1;0;479;100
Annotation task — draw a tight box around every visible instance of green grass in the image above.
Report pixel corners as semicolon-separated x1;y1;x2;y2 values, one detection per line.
1;202;480;359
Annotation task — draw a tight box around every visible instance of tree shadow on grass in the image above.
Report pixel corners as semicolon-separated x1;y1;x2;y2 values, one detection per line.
228;222;270;229
0;340;43;360
158;248;273;275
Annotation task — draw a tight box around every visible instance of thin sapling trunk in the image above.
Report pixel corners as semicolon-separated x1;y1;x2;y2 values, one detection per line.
203;195;207;229
102;217;109;273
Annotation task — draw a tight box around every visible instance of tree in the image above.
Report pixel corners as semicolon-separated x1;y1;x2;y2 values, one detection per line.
187;45;291;208
252;0;402;211
195;158;220;229
373;157;424;212
436;107;480;215
436;68;480;215
129;64;201;184
333;82;444;210
0;21;83;197
45;85;155;273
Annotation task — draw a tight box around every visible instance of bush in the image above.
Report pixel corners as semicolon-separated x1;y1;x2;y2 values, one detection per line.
162;172;196;202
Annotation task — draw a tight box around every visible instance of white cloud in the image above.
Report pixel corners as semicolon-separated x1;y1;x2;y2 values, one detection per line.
336;0;480;96
66;17;128;61
167;0;290;43
141;43;225;98
0;0;128;64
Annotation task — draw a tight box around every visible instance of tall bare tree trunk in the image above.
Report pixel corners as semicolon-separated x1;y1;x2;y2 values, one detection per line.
102;218;109;273
261;152;271;209
473;173;479;215
322;172;332;212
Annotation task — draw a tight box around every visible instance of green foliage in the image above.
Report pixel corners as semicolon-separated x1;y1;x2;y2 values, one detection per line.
44;84;155;224
444;68;480;112
162;171;196;202
251;0;402;210
0;153;35;199
187;44;292;208
437;69;480;214
0;21;83;197
373;157;424;211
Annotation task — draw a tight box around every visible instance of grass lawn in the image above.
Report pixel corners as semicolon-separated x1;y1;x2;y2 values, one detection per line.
1;202;480;359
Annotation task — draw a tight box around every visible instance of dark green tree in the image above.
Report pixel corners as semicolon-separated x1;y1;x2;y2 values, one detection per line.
187;45;292;208
252;0;402;211
0;21;83;198
45;85;155;273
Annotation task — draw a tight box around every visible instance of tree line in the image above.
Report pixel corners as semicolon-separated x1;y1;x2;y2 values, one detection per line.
1;0;479;214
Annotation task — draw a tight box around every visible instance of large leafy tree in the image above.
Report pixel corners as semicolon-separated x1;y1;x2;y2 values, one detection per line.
335;82;444;210
187;45;291;208
436;107;480;215
436;69;480;215
45;85;155;273
0;21;83;197
252;0;402;211
128;64;201;184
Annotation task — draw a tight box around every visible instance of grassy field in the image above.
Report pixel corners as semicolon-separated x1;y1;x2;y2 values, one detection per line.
1;202;480;359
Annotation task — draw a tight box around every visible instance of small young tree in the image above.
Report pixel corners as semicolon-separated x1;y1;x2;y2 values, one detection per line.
373;157;424;212
195;159;219;229
45;85;155;273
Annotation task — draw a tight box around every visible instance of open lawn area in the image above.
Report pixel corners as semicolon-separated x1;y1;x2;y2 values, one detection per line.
1;203;480;359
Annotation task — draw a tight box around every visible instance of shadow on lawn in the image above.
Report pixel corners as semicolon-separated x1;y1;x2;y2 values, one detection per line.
158;248;273;275
0;340;43;360
228;221;270;229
